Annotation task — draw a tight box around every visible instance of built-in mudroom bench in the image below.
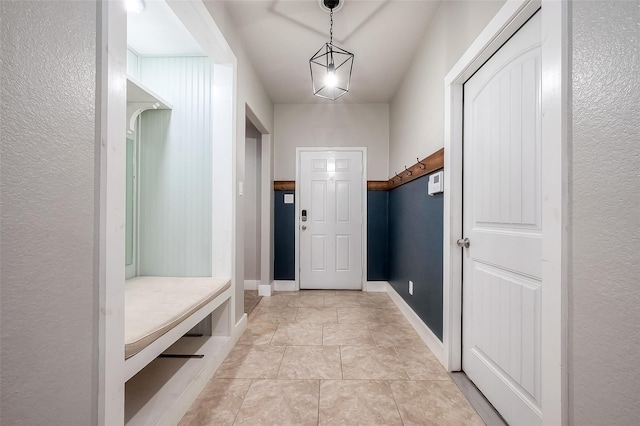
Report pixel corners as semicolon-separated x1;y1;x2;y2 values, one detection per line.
124;277;232;425
97;3;241;425
122;32;237;423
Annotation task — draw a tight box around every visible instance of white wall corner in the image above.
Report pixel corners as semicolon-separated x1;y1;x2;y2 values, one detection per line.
364;281;388;292
258;284;273;297
386;284;445;366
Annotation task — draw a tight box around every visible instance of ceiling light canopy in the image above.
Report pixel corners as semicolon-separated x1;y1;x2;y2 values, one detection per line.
309;0;354;101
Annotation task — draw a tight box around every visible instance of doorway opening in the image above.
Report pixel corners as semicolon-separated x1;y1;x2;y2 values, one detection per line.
460;11;543;424
295;147;367;290
244;117;262;313
244;106;274;299
443;1;567;425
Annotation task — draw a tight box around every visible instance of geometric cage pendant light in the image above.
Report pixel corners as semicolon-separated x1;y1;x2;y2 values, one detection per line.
309;0;354;100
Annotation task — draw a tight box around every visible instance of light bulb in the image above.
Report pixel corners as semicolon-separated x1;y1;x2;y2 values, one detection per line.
325;72;337;88
325;63;337;88
125;0;145;13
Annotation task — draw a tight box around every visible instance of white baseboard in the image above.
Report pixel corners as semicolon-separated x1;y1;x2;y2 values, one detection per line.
273;281;386;292
258;284;273;297
243;280;259;290
364;281;388;292
274;280;297;292
385;283;445;366
161;314;247;425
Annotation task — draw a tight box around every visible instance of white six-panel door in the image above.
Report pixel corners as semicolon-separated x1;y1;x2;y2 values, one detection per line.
462;12;542;425
299;150;364;290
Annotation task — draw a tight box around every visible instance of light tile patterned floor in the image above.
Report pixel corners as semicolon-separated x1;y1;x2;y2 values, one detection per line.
179;290;484;425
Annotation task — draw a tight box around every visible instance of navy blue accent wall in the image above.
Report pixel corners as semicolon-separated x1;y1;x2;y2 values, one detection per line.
274;177;443;340
367;190;389;280
273;189;390;281
274;190;296;280
388;173;444;341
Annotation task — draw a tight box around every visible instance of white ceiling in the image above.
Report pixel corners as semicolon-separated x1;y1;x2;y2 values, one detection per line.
127;0;204;56
127;0;441;104
224;0;441;104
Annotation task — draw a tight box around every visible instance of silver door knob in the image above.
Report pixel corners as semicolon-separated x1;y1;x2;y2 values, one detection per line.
302;225;307;230
456;238;470;248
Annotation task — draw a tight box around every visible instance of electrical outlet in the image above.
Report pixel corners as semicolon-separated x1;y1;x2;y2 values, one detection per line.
409;280;414;295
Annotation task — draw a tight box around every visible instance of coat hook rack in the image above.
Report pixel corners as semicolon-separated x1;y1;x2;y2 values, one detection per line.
417;158;426;170
405;166;413;177
394;171;402;182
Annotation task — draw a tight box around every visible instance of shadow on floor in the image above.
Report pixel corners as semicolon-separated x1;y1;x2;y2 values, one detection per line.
244;290;261;316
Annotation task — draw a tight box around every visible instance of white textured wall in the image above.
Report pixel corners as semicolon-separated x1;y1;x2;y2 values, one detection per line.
204;1;274;322
389;0;504;174
137;56;214;277
570;1;640;424
274;103;389;181
0;2;98;424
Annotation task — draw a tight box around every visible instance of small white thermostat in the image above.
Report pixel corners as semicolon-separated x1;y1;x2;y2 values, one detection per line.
428;171;444;196
284;194;294;204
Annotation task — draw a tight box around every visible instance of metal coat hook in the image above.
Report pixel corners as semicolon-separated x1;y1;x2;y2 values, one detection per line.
394;171;402;181
405;166;413;177
417;158;426;170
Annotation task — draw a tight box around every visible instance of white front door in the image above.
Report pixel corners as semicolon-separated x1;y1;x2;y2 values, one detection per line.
298;150;364;290
462;12;542;425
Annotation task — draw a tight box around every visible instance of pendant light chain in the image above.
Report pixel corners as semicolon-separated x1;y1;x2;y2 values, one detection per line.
329;8;335;66
329;8;333;46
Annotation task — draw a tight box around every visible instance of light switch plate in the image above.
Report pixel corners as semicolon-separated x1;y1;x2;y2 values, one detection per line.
284;194;294;204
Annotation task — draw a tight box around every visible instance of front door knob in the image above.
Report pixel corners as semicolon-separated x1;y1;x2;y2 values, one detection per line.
456;238;470;248
302;225;307;230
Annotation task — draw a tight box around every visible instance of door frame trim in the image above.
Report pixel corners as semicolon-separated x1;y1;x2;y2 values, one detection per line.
295;147;368;290
442;0;568;424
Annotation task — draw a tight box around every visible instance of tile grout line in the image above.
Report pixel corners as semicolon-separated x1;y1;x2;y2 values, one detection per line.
231;378;255;425
392;345;412;381
316;379;321;425
268;322;278;345
339;345;344;380
274;343;289;380
386;379;407;425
